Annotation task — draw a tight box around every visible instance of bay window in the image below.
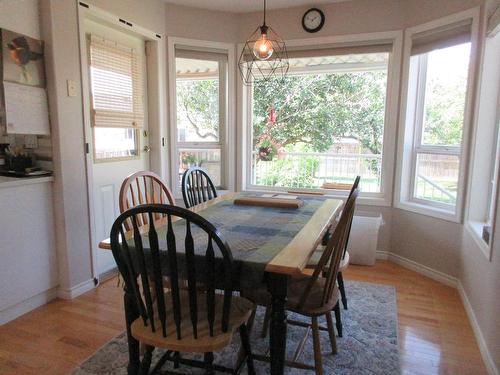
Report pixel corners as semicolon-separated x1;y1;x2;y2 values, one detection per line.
396;10;479;221
244;42;399;203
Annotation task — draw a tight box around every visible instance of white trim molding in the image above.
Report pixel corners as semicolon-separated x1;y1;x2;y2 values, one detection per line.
57;279;95;300
0;287;58;325
457;282;499;375
386;252;458;287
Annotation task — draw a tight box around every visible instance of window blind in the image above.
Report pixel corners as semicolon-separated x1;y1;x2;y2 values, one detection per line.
411;19;472;56
89;34;144;128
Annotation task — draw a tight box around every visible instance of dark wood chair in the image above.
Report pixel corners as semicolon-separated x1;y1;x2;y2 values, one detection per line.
119;171;175;230
243;190;359;375
110;204;255;374
181;166;218;208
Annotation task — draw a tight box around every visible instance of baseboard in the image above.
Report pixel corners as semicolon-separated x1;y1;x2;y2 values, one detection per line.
376;250;389;260
457;282;499;375
381;252;497;375
386;252;458;288
0;287;58;325
57;278;95;299
98;267;118;283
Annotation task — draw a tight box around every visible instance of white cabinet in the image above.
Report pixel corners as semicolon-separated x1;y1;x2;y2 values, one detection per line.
0;177;57;323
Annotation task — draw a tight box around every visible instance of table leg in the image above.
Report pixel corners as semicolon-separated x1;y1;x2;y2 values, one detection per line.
267;273;288;375
124;287;140;375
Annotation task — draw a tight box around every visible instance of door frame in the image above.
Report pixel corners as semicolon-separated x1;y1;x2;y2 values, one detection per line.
167;37;236;197
77;2;168;282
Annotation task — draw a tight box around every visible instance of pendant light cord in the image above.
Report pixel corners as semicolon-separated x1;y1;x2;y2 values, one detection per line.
263;0;267;26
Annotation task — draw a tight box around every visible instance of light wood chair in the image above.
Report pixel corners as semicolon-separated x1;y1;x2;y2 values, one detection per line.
119;170;175;230
181;166;218;208
243;190;359;375
315;175;360;311
110;204;256;374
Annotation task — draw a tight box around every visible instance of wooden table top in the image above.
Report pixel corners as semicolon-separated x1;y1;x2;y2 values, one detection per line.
98;193;342;276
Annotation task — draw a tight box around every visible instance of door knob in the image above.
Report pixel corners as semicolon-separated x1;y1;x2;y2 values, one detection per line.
143;145;151;153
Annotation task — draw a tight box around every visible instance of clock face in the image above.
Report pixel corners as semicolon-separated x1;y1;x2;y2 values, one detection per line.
302;8;325;33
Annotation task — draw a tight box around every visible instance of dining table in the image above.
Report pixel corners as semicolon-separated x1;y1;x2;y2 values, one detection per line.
99;192;343;375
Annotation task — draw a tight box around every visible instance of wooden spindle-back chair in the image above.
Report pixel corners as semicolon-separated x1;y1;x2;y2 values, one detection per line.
119;171;175;231
181;167;218;208
243;190;358;374
318;175;360;311
287;189;359;374
110;204;255;374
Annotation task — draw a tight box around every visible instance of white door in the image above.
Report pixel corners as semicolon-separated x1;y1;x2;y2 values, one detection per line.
84;19;149;276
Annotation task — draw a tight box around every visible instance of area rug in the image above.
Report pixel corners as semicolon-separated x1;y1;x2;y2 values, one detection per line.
72;281;400;374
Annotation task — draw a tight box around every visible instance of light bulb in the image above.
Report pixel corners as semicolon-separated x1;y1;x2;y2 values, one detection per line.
253;33;273;60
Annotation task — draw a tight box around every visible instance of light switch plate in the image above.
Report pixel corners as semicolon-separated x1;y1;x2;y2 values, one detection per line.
67;80;77;97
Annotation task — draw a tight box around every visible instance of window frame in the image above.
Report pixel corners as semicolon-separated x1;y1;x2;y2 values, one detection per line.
87;34;145;163
238;31;403;207
167;37;237;198
464;24;500;260
395;8;481;222
408;52;463;210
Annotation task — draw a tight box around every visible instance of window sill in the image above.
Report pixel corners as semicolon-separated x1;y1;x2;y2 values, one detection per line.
465;221;492;260
395;199;459;223
243;187;392;207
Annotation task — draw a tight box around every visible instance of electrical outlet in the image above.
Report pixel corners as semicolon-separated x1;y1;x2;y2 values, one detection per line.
67;80;77;97
24;135;38;149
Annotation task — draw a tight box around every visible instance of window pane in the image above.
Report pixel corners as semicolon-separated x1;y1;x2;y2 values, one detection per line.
421;43;470;146
251;53;389;192
94;127;138;160
178;149;221;187
414;153;459;205
176;58;220;142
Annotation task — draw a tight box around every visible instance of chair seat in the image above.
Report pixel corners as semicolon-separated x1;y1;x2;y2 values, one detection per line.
307;247;350;272
132;290;254;353
242;276;339;317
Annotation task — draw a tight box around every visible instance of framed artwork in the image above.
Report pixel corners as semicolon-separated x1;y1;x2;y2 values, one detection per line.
1;29;46;88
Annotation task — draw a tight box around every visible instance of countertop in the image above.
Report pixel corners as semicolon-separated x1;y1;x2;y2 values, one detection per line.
0;175;54;188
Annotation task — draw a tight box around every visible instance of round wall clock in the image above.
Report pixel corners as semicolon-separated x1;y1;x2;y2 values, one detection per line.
302;8;325;33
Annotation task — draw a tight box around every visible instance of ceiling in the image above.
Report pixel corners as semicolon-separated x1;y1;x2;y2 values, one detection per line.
162;0;347;13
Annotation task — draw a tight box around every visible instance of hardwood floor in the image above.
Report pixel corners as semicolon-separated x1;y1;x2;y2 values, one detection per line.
0;260;487;374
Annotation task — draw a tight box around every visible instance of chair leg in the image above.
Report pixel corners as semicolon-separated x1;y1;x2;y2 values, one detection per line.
173;351;180;369
261;306;271;338
239;324;256;375
325;312;338;354
204;352;215;375
337;272;348;310
139;345;154;375
334;302;343;337
311;317;323;375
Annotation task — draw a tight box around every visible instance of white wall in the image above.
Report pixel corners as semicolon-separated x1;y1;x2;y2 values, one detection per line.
0;0;40;39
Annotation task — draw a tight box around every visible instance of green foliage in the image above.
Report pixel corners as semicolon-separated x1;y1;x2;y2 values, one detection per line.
257;156;320;188
423;78;466;146
252;71;387;154
177;79;219;140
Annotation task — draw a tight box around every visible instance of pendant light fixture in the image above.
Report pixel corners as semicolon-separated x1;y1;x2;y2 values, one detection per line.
238;0;289;85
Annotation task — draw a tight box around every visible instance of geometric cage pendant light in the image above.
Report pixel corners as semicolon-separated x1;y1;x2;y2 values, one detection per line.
238;0;289;85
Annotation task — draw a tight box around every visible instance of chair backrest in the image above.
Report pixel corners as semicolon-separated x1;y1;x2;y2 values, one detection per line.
119;171;175;230
321;175;360;246
298;189;358;310
181;167;218;208
343;175;360;256
110;204;234;339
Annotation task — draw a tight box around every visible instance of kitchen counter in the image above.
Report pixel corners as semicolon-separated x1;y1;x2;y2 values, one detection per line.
0;175;54;188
